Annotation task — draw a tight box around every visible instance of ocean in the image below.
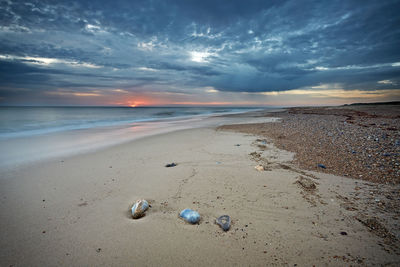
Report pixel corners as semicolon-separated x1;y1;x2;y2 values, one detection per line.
0;106;260;168
0;106;257;139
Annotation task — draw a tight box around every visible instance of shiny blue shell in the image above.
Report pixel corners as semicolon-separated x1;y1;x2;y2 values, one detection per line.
131;199;149;215
179;209;200;224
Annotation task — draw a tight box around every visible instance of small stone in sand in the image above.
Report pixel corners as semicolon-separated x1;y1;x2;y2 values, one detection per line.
317;163;326;169
295;176;317;191
165;163;177;167
78;201;88;207
255;165;264;171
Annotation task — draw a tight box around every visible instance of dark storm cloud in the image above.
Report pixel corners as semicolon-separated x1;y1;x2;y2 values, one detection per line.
0;0;399;104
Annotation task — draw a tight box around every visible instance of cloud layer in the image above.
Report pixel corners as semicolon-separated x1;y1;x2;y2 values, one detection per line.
1;0;399;105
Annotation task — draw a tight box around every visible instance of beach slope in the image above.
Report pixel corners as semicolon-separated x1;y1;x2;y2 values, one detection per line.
0;116;399;266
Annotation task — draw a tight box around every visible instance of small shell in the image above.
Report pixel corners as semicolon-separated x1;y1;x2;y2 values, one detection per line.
255;165;264;171
216;215;231;231
179;209;200;224
131;199;149;219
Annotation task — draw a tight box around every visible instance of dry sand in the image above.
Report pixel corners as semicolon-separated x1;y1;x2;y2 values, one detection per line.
1;115;399;266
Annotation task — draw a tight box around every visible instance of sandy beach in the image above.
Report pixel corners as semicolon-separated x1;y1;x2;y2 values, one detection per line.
1;109;399;266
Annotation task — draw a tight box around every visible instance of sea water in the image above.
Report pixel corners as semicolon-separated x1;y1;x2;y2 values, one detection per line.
0;107;257;139
0;106;259;168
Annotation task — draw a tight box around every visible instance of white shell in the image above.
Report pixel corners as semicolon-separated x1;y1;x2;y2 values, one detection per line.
131;199;149;219
255;165;264;171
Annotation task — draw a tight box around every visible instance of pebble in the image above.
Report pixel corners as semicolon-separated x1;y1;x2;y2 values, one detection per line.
317;164;326;169
165;163;177;167
255;165;265;171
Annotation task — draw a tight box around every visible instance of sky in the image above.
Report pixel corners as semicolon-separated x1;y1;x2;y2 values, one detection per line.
0;0;400;107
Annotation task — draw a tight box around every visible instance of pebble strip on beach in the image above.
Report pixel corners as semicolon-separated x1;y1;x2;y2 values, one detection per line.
220;105;400;185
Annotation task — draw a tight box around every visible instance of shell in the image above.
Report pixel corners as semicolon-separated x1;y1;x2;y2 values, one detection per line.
179;209;200;224
255;165;264;171
216;215;231;231
131;199;149;219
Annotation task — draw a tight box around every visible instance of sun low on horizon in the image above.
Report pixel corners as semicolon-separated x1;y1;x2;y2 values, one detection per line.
0;0;399;107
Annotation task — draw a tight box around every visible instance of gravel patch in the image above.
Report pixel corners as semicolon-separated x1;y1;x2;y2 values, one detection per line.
219;104;400;184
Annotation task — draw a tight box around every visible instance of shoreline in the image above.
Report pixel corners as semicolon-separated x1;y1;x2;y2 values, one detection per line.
1;109;399;266
0;109;272;170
